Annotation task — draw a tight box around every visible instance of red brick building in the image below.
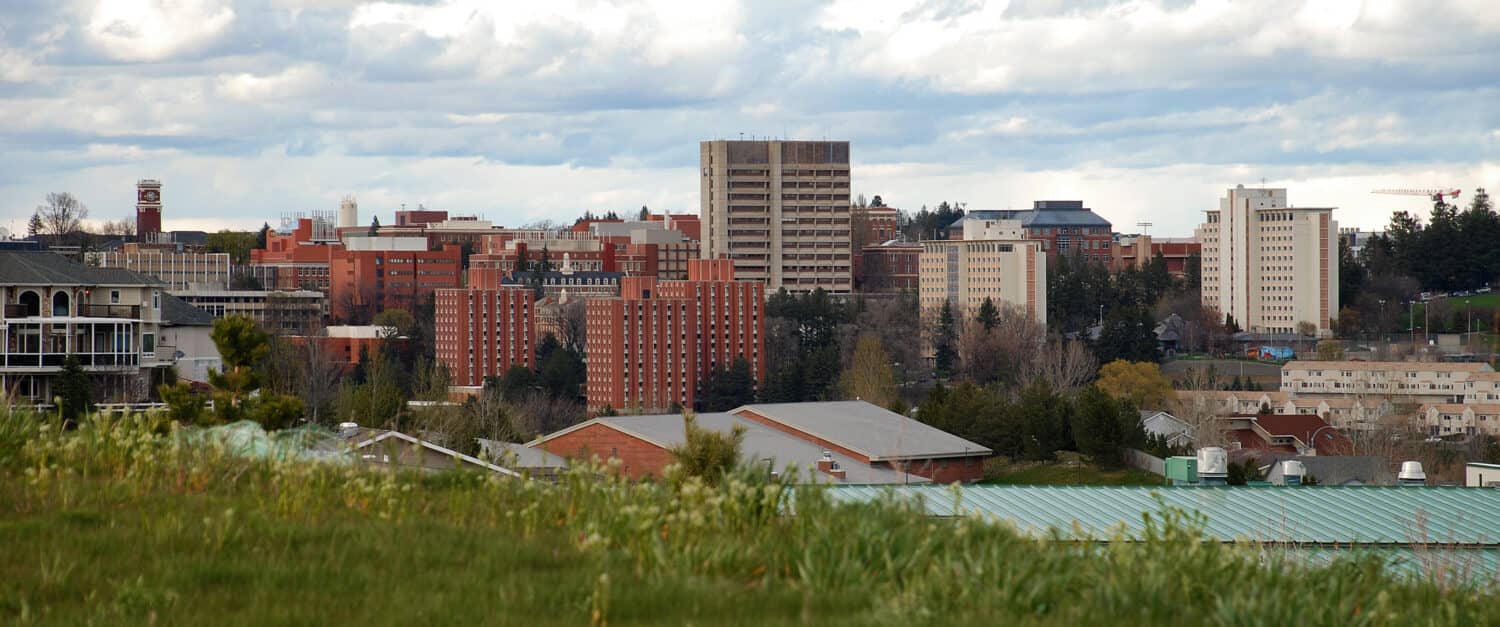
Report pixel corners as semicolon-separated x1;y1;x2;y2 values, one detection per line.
434;286;535;387
249;217;339;291
1111;235;1201;278
533;401;990;483
584;259;763;413
328;238;463;321
855;241;920;292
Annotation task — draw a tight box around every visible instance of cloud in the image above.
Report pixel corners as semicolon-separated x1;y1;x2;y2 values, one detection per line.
84;0;237;61
0;0;1495;239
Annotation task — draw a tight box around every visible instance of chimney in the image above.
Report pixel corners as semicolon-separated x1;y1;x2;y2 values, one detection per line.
816;451;846;480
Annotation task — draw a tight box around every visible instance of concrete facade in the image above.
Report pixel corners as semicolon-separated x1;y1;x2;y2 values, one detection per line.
700;140;853;294
1197;186;1338;335
918;228;1046;325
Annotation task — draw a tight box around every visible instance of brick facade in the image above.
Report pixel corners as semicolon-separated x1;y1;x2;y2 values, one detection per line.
537;422;674;479
434;286;535;386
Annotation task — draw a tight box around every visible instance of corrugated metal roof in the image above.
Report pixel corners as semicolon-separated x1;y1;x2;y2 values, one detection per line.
591;412;925;484
736;401;992;461
828;485;1500;546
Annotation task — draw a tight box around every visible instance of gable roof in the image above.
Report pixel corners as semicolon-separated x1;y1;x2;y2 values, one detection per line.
159;293;216;326
536;412;927;484
350;430;519;477
478;439;570;470
732;401;992;462
0;251;162;286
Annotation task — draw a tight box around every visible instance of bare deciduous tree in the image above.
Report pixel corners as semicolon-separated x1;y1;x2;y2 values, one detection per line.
96;218;135;236
544;298;587;354
35;192;88;236
1024;336;1097;396
957;305;1043;388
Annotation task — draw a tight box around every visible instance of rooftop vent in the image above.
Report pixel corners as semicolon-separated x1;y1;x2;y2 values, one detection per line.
1398;461;1427;487
1197;447;1228;486
1281;460;1307;486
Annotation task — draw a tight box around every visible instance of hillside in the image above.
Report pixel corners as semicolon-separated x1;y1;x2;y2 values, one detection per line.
2;411;1497;626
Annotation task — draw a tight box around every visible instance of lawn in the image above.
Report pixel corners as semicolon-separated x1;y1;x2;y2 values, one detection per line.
982;462;1163;486
3;412;1497;625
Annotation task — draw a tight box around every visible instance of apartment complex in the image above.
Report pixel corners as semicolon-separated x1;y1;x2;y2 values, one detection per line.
434;286;535;387
94;243;232;290
1280;361;1493;405
919;219;1047;324
700;140;853;294
1196;186;1338;335
948;201;1114;263
585;260;763;413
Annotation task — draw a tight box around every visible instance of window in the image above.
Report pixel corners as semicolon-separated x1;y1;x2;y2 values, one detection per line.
110;290;121;304
152;292;160;310
52;291;70;317
142;333;155;354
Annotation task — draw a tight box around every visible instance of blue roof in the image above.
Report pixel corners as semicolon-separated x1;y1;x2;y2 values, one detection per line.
828;484;1500;546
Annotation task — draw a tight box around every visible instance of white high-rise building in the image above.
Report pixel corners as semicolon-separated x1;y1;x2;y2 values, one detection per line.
919;218;1047;325
1196;186;1338;336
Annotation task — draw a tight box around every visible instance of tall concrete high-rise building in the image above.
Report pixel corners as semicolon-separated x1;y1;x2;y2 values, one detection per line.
1196;185;1338;336
919;218;1047;325
700;139;853;293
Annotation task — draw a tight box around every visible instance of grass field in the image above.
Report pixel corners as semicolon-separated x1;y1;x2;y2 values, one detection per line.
3;411;1497;625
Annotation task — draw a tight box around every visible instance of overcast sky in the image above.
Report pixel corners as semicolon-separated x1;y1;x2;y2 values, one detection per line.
1;0;1497;237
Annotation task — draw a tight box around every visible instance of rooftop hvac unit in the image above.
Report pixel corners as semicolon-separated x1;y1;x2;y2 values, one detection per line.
1398;461;1427;487
1281;460;1306;486
1197;447;1228;486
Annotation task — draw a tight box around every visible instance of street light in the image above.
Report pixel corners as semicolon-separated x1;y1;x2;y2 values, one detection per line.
1307;424;1341;456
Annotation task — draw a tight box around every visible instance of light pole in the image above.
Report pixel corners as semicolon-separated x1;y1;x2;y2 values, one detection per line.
1408;301;1415;345
1307;425;1340;456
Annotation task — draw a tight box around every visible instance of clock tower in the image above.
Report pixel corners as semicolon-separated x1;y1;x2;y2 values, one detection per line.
136;179;162;242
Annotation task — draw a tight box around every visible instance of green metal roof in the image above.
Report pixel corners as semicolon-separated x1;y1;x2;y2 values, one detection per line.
828;485;1500;546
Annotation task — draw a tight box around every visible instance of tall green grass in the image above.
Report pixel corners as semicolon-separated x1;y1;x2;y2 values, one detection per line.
1;407;1496;625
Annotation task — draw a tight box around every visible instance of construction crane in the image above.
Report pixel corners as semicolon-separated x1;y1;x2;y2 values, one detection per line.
1372;188;1462;203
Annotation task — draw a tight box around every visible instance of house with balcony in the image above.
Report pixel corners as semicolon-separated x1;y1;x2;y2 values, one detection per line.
1;251;180;406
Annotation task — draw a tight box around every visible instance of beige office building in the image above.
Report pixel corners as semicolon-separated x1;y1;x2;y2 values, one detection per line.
93;247;232;291
918;219;1047;325
1196;186;1337;335
700;140;853;293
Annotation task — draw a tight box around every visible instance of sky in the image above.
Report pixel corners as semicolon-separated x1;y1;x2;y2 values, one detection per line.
1;0;1498;237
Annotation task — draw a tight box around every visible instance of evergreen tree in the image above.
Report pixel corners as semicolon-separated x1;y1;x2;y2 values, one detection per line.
975;297;1000;331
1094;304;1159;364
934;301;958;378
56;355;92;421
698;357;757;411
368;215;380;238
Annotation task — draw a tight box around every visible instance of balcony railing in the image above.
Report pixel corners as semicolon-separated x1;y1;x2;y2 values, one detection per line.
0;353;139;369
78;304;141;319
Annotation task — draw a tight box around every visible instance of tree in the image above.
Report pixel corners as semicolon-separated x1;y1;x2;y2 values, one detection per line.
373;309;418;338
56;355;92;421
1094;304;1159;364
34;192;88;236
932;301;958;379
1070;387;1145;467
1024;336;1097;397
26;213;43;237
699;356;757;411
204;231;258;265
158;382;207;424
838;335;898;409
208;316;270;412
638;206;650;220
538;347;586;400
668;412;744;481
1095;360;1173;410
256;222;271;250
369;215;380;238
975;297;1000;330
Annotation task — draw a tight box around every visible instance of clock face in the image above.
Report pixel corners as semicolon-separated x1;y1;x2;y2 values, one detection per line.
142;190;159;202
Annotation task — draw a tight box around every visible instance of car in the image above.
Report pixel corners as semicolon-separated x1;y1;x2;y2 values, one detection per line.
1480;287;1493;294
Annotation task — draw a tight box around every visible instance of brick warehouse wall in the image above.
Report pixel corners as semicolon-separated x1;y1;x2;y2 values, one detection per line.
538;422;674;479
